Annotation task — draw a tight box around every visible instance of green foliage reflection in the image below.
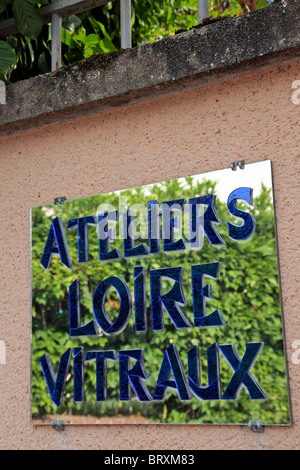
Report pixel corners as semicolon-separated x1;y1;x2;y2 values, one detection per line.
31;176;290;424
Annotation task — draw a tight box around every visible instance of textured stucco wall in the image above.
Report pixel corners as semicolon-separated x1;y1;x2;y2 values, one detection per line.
0;58;299;450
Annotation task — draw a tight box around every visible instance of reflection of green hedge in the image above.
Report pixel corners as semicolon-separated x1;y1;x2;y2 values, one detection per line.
31;178;290;424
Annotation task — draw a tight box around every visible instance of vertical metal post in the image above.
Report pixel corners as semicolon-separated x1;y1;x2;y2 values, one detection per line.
120;0;131;49
197;0;209;23
51;13;62;72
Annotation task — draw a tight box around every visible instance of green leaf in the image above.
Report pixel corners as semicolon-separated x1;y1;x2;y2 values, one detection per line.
38;51;50;74
98;23;117;52
62;15;81;33
83;33;102;57
83;33;101;48
12;0;43;39
0;40;17;75
0;0;10;14
61;28;73;47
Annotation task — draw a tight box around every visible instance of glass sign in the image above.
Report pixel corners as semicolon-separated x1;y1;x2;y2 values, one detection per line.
31;160;291;425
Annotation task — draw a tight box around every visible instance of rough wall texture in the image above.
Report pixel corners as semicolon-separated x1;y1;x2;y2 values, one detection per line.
0;55;299;449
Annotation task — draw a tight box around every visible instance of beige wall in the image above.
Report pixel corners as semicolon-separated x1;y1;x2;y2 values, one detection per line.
0;58;299;450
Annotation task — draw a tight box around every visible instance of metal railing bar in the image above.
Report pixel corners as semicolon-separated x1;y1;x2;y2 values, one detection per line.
0;0;110;38
120;0;132;49
51;13;62;71
198;0;209;23
1;0;210;72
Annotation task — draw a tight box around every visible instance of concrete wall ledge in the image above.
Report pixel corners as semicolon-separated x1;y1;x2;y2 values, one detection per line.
0;0;299;135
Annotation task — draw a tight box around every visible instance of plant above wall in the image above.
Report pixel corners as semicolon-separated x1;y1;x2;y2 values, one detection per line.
0;0;271;82
0;0;47;79
0;38;17;76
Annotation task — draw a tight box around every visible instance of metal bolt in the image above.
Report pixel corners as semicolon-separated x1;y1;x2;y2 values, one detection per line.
51;419;65;431
53;196;67;205
231;160;245;171
249;420;264;433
